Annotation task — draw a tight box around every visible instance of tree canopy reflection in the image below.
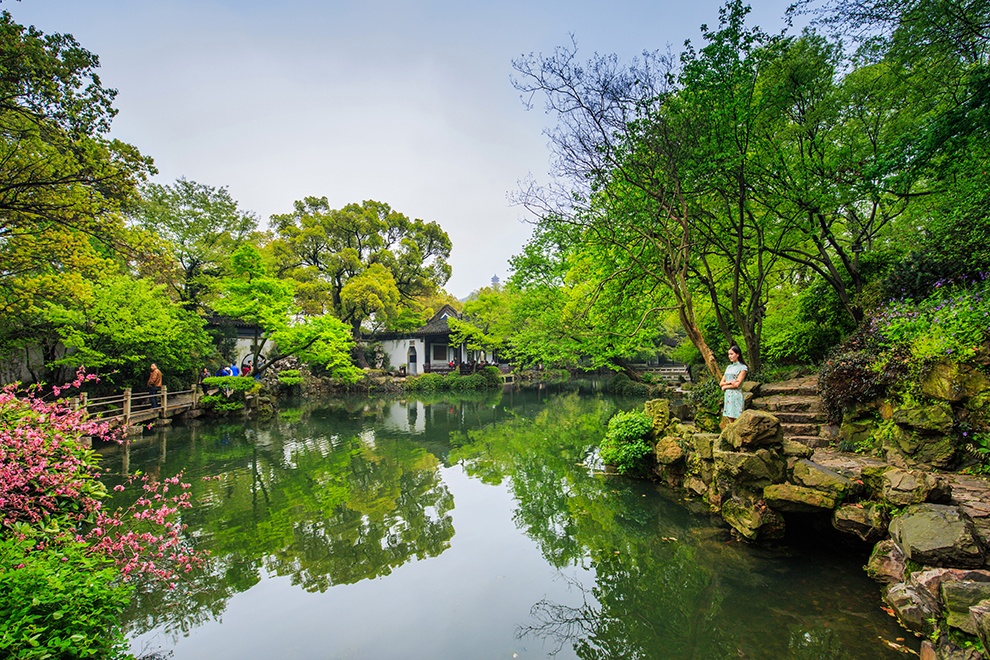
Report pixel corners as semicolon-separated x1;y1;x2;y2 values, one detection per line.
103;390;904;657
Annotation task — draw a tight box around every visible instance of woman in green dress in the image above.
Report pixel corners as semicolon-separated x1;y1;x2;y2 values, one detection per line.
720;345;748;423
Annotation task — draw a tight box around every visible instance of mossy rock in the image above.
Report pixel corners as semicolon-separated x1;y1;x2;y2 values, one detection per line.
921;361;990;402
791;459;858;497
721;496;785;541
655;435;685;465
880;424;957;469
644;398;671;435
764;483;838;512
892;401;954;433
839;418;876;448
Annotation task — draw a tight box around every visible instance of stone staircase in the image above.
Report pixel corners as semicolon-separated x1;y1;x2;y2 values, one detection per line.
749;375;835;448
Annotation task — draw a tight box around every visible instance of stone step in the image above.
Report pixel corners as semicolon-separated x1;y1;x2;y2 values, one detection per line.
772;411;825;424
787;435;833;449
751;395;823;413
759;376;819;398
782;423;821;437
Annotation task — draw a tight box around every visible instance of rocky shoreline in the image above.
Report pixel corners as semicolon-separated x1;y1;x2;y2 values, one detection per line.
641;387;990;659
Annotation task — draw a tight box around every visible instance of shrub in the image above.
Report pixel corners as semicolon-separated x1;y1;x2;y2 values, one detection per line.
605;373;651;397
599;410;654;475
0;534;132;660
406;373;445;392
871;276;990;366
819;329;907;425
0;373;208;658
276;369;304;387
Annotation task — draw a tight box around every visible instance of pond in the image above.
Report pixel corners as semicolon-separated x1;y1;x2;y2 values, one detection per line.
96;386;915;659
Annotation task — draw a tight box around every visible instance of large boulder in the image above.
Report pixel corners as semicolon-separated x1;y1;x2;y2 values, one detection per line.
644;398;671;435
941;580;990;634
713;447;786;493
972;599;990;655
884;582;939;635
888;504;985;568
833;503;887;542
909;568;990;607
838;418;875;448
922;361;990;402
892;401;955;433
964;391;990;431
782;439;814;459
867;539;906;584
721;409;783;450
691;433;718;460
881;468;952;506
763;483;838;512
721;496;785;541
655;435;685;465
882;424;957;469
791;459;859;497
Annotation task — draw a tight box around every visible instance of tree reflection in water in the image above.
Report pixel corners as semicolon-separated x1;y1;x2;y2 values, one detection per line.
99;389;909;658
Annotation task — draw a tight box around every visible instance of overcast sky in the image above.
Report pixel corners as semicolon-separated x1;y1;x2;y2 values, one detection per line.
11;0;799;298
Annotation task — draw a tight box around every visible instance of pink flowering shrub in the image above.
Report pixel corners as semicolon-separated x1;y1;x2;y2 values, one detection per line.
88;471;207;585
0;371;208;658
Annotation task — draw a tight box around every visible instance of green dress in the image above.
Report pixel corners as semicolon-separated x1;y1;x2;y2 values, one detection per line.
722;361;747;418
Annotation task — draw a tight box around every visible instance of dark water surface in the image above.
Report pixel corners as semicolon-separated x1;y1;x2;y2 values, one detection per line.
97;387;915;659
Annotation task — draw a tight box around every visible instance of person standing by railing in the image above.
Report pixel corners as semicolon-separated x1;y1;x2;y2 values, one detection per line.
148;363;163;409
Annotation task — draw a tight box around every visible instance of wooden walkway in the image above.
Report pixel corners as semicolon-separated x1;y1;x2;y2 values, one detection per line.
74;385;203;430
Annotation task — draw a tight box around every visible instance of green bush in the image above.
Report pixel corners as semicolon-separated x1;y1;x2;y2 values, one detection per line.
0;535;132;660
599;410;654;475
873;277;990;366
202;376;259;393
277;369;304;386
406;373;445;392
819;335;902;425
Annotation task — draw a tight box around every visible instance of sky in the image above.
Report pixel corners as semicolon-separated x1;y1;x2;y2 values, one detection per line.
10;0;801;298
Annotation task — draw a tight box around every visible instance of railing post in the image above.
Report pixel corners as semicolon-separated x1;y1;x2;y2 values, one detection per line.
160;385;168;418
192;383;200;409
78;392;88;418
122;388;132;427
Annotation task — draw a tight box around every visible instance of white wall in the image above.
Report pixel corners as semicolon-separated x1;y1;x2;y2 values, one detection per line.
380;337;425;374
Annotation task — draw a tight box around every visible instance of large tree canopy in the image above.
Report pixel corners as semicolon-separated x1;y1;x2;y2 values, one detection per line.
130;177;258;311
268;198;452;336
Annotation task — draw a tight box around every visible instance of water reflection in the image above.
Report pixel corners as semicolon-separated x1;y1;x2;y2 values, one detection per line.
97;389;910;658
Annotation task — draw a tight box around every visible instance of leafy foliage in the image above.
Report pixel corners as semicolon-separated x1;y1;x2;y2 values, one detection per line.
406;367;502;392
598;410;654;475
276;369;304;386
0;535;132;660
0;374;208;657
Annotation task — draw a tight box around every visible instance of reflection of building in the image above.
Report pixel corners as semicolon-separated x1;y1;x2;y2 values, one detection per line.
375;305;466;375
382;400;427;434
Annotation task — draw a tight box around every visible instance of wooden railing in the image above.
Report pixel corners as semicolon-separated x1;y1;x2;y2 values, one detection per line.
72;385;202;427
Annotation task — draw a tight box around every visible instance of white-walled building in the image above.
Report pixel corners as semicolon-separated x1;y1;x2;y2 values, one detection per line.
375;304;469;374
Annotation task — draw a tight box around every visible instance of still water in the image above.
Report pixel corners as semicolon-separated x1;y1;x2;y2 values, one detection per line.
97;386;914;659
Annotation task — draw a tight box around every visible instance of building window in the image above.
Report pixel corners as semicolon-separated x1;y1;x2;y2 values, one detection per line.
432;344;447;362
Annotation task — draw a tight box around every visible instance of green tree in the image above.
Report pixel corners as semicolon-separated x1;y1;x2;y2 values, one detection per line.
269;198;452;338
212;245;361;381
131;177;258;311
46;274;212;388
0;11;154;381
